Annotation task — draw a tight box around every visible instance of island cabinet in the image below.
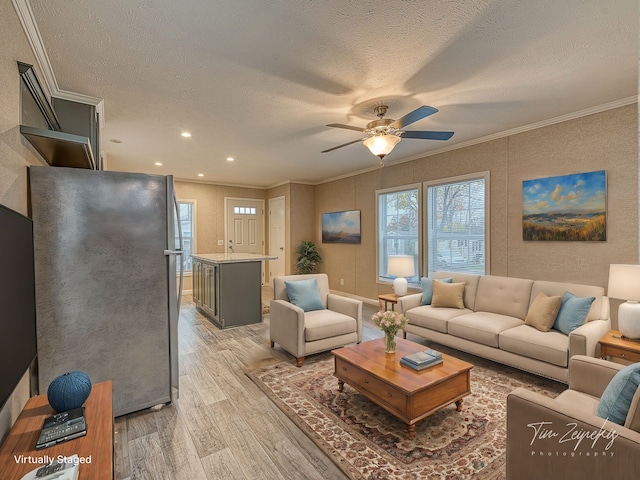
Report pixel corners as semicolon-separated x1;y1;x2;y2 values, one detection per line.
192;253;276;329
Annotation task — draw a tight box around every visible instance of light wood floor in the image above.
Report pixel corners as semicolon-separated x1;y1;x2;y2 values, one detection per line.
114;291;383;480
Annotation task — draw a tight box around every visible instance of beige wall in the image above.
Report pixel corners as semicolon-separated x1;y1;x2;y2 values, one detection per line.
315;105;639;312
0;0;49;441
289;183;316;273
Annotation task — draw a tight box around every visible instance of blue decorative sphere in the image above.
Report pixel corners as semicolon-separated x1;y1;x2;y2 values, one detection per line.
47;371;92;412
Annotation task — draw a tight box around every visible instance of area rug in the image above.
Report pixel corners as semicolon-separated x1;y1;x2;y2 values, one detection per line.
247;347;565;479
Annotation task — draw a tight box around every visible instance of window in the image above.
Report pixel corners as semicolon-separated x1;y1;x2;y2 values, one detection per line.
234;206;256;215
377;186;420;283
425;173;489;275
175;200;195;273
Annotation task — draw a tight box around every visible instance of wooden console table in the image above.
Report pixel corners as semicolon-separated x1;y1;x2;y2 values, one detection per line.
0;380;113;480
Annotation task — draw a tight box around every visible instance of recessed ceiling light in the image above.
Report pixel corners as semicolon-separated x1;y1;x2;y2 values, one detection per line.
181;132;192;138
226;157;234;162
154;162;163;166
198;173;204;177
109;138;122;144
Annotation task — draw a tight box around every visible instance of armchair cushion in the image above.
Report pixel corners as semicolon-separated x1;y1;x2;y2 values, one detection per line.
553;291;595;335
304;310;357;342
597;362;640;425
284;278;325;312
420;277;452;305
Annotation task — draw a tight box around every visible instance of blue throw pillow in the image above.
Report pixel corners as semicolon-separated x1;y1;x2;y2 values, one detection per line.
553;291;595;335
420;277;452;305
284;278;325;312
597;362;640;425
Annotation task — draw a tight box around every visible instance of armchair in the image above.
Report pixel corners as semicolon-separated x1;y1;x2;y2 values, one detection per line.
506;355;640;479
270;274;362;367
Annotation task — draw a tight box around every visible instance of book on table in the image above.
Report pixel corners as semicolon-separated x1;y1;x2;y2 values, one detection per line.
401;349;443;370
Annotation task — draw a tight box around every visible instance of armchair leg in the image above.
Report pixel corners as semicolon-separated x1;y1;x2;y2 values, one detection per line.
270;340;275;348
296;357;304;367
403;331;407;339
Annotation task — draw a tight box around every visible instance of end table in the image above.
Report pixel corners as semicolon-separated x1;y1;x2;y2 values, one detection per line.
378;293;399;311
599;330;640;363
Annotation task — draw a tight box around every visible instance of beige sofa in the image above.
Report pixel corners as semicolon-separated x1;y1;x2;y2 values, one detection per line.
398;272;611;383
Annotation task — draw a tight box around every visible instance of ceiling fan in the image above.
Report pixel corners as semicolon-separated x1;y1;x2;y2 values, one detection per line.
322;105;454;160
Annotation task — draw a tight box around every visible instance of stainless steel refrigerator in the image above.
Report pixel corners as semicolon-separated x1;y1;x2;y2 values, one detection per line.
29;166;182;417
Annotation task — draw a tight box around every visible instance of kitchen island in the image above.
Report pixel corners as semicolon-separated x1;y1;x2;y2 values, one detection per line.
192;253;276;329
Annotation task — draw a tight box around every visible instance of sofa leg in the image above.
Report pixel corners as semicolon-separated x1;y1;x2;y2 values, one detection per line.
403;331;407;339
270;340;275;348
296;357;304;367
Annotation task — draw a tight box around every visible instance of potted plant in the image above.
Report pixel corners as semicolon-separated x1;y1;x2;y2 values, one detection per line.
296;240;322;274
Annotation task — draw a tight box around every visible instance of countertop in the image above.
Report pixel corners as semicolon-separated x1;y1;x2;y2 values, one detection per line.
192;253;277;264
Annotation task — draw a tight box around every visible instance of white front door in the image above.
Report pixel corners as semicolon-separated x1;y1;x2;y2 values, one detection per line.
269;196;286;282
225;198;265;255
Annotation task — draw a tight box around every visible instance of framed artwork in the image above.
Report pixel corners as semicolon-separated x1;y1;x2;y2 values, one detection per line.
522;170;606;241
322;210;361;244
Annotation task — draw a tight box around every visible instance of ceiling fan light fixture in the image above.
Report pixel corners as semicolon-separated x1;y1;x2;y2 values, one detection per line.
363;134;401;159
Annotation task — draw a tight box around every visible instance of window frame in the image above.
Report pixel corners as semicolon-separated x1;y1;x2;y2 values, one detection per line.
423;171;490;276
375;183;422;285
176;199;196;275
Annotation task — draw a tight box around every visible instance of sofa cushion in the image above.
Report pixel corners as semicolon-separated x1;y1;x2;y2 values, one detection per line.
553;292;595;335
525;292;562;332
406;305;472;333
474;275;534;320
499;325;569;367
597;362;640;426
531;280;606;322
304;310;357;342
431;281;465;308
448;312;524;347
420;277;452;305
285;278;325;312
433;271;481;311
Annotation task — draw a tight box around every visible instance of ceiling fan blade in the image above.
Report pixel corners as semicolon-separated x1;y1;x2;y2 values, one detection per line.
401;130;454;141
321;138;363;153
326;123;365;132
390;106;438;129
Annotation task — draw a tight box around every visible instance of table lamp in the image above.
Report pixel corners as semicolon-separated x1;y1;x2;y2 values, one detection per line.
607;264;640;339
387;255;414;296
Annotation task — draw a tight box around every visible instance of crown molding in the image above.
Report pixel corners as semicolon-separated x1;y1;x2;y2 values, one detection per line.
13;0;104;127
384;96;639;168
173;177;269;190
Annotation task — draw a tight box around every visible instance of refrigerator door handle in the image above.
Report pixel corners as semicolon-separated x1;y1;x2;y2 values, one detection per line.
164;249;183;255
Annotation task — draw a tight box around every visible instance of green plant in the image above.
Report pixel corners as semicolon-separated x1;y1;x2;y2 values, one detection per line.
295;240;322;274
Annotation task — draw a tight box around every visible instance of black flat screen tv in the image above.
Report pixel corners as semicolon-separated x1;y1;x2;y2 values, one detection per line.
0;204;37;409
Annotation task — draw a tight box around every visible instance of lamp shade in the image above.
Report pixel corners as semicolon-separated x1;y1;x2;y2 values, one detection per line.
387;255;415;278
363;134;401;159
607;264;640;301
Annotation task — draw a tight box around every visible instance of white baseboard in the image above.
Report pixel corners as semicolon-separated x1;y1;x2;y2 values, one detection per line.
329;289;378;307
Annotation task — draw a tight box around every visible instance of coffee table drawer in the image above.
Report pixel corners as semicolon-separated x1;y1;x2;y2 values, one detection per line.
335;360;407;411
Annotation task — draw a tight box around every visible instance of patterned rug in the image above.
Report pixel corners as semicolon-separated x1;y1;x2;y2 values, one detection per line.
247;345;565;479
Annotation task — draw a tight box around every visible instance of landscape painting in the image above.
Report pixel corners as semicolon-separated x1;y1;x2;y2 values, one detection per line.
523;170;606;241
322;210;361;244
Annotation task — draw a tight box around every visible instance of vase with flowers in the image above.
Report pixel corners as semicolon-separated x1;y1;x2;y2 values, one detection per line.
372;310;408;353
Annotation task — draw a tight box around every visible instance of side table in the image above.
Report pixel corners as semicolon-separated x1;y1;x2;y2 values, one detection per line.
378;293;399;311
599;330;640;363
0;380;114;480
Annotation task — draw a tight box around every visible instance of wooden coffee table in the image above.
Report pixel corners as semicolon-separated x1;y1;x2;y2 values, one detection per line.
332;337;473;439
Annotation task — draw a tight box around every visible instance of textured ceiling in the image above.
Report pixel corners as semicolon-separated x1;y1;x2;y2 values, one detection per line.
27;0;637;187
